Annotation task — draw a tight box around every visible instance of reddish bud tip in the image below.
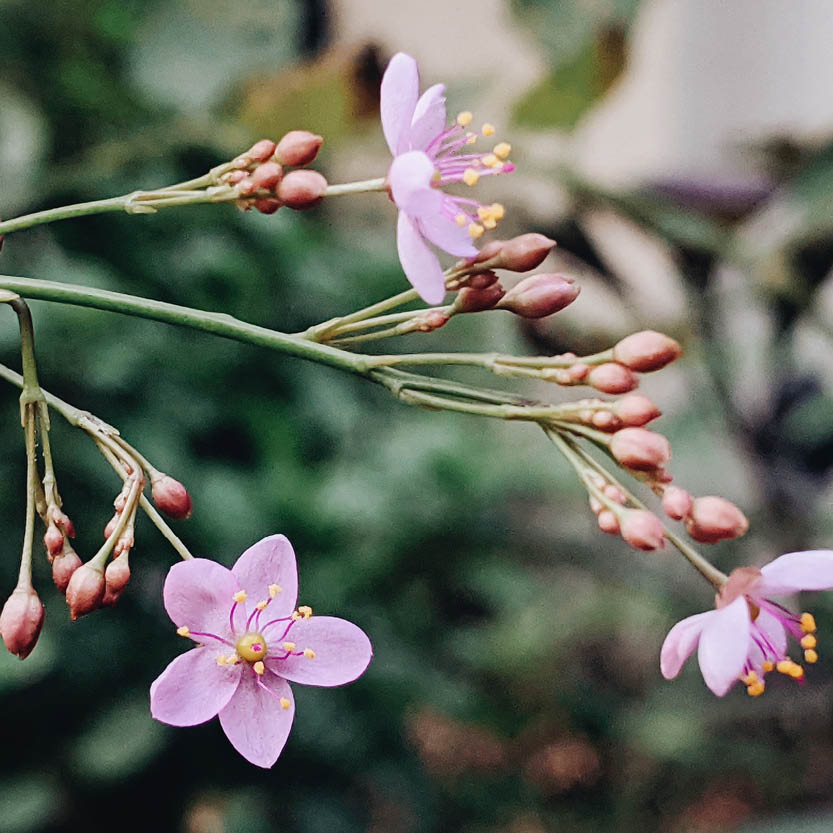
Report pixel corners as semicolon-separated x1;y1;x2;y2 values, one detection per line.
65;564;106;620
454;283;505;313
496;273;579;318
661;486;693;521
102;554;131;607
274;130;323;167
44;523;64;558
495;233;556;272
52;545;82;594
0;587;44;659
151;474;193;520
587;363;638;394
277;170;328;209
684;496;749;544
610;427;671;471
254;197;282;215
249;161;283;192
613;394;661;426
620;510;666;551
245;139;278;163
612;330;682;373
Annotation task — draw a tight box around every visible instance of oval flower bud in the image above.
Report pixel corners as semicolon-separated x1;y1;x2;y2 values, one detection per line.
52;545;83;594
454;283;505;313
244;139;277;163
620;510;665;551
612;331;682;373
43;523;64;559
661;486;693;521
249;162;283;192
496;273;579;318
151;474;193;521
65;564;106;620
274;130;323;167
103;554;131;607
277;170;328;209
495;233;556;272
610;427;671;471
0;587;45;659
587;363;637;394
612;394;661;426
684;496;749;544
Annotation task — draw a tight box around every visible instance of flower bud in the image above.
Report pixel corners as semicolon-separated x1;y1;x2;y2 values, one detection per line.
274;130;323;167
104;513;119;540
610;427;671;471
495;234;556;272
496;273;579;318
277;170;328;209
0;587;44;659
65;564;106;620
661;486;693;521
684;496;749;544
612;331;682;373
43;523;64;559
51;509;75;538
249;162;283;192
597;510;620;535
245;139;277;163
52;545;82;594
470;239;505;264
103;554;130;607
612;394;661;427
254;198;282;215
587;363;637;394
620;510;666;551
454;283;505;313
413;310;450;332
464;270;499;289
151;474;193;520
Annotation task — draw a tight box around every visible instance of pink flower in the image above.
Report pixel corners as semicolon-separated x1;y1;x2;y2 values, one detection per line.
150;535;372;768
661;550;833;697
381;52;514;304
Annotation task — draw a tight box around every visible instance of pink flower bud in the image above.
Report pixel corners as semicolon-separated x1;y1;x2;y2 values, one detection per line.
52;546;82;594
597;510;620;534
51;509;75;538
684;496;749;544
612;394;661;427
254;198;282;215
610;427;671;471
587;363;637;394
414;310;450;332
470;239;505;264
591;410;617;430
249;162;283;192
104;513;119;540
0;587;44;659
102;554;131;607
245;139;277;163
151;474;193;520
277;170;328;209
274;130;323;167
43;523;64;559
612;331;682;373
225;170;248;185
464;270;499;289
496;273;579;318
620;510;665;551
495;234;556;272
454;283;505;313
65;564;106;620
661;486;693;521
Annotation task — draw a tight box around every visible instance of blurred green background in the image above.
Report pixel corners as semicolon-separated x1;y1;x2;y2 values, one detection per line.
3;0;833;831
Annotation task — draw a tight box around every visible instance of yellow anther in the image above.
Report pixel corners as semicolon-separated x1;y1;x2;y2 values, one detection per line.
255;600;269;611
282;642;296;652
457;111;473;127
298;605;313;619
482;153;500;168
176;626;190;638
801;612;817;633
776;660;793;675
789;663;805;679
253;661;265;676
762;660;774;672
303;648;316;659
466;133;478;145
233;590;247;603
805;648;818;664
746;681;765;697
269;584;282;597
801;634;817;649
468;223;484;239
481;123;495;136
483;217;497;230
493;142;511;159
741;671;758;686
280;697;291;710
462;168;480;187
217;655;228;667
490;202;505;219
432;169;442;184
455;213;467;226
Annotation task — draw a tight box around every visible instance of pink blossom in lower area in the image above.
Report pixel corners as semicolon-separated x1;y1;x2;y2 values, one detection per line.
381;52;514;304
150;535;372;767
661;550;833;697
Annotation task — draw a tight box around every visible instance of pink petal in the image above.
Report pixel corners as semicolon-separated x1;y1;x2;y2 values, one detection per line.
697;597;750;696
407;83;447;153
388;150;438;216
417;209;479;258
150;647;241;726
380;52;419;156
163;558;244;642
231;535;298;618
396;210;446;305
219;669;295;768
659;610;713;680
748;607;787;670
265;616;372;687
758;549;833;596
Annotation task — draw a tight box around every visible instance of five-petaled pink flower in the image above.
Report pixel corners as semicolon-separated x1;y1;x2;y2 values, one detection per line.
381;52;514;305
150;535;372;767
661;549;833;697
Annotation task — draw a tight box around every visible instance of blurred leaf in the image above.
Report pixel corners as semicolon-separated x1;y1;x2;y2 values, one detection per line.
0;775;60;833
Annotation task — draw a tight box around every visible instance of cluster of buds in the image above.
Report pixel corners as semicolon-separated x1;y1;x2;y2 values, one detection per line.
224;131;327;215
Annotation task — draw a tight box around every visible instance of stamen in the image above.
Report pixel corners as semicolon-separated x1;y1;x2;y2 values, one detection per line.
762;660;774;672
456;111;473;127
297;605;313;619
187;630;234;647
256;600;268;611
269;584;282;598
801;612;817;633
746;681;765;696
805;649;818;664
233;590;247;603
493;142;511;159
454;213;467;226
481;123;495;136
465;133;477;145
303;648;316;659
801;634;817;649
176;626;190;637
482;154;501;168
462;169;480;187
468;223;484;239
280;697;291;710
253;661;265;675
282;641;296;652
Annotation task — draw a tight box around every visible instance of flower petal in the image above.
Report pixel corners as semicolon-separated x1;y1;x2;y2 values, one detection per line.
407;83;447;153
758;549;833;596
150;647;241;726
659;610;713;680
697;596;750;696
380;52;419;156
232;535;298;619
388;150;439;216
749;606;788;670
265;616;372;687
219;669;295;768
163;558;244;642
418;208;479;258
396;210;446;305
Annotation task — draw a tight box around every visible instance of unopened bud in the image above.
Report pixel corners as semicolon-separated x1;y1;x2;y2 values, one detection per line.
620;510;666;551
587;363;637;394
65;564;106;620
684;496;749;544
413;310;450;332
51;509;75;538
151;474;193;520
245;139;277;163
496;273;579;318
613;331;682;373
597;510;620;535
0;587;44;659
104;513;119;540
43;523;64;559
103;554;131;607
464;270;499;289
277;170;328;209
495;233;556;272
52;545;82;594
613;394;661;426
661;486;693;521
471;239;505;264
454;283;505;313
254;198;282;215
250;162;283;192
610;427;671;471
274;130;323;167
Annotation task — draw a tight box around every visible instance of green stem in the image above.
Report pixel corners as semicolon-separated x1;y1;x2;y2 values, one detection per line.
304;287;422;341
322;177;387;197
17;405;38;589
